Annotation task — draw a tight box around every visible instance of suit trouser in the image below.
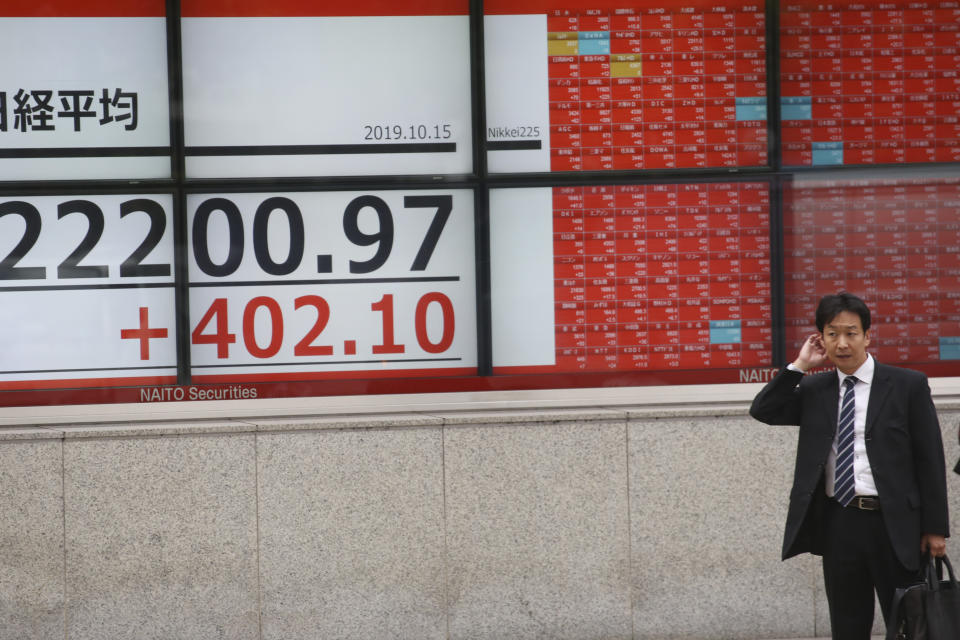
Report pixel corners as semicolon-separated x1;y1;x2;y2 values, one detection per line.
821;499;915;640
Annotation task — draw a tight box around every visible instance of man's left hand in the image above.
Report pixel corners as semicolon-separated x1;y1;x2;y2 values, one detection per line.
921;533;947;557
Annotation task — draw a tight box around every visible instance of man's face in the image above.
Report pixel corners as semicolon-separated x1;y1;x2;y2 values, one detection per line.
821;310;871;375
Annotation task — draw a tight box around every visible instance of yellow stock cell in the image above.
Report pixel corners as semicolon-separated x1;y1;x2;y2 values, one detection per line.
548;38;579;55
611;61;643;77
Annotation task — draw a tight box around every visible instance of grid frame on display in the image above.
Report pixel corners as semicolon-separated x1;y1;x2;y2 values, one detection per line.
1;0;959;407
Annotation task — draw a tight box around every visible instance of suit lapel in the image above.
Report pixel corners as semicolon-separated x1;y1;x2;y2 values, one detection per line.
817;370;840;436
866;362;892;435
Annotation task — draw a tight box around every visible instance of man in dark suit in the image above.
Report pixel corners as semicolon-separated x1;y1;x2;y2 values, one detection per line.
750;292;949;639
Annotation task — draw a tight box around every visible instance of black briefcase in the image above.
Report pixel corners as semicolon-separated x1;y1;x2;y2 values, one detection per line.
887;553;960;640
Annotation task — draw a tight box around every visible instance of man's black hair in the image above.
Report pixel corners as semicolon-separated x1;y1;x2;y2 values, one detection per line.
815;292;871;333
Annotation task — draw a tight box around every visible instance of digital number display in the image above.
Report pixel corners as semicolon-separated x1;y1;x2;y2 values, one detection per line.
780;0;960;166
180;0;472;178
485;0;768;172
6;1;960;408
784;172;960;367
0;194;177;390
0;0;171;181
186;190;477;381
490;181;773;381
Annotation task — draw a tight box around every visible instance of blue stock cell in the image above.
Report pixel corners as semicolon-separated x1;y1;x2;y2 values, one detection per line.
710;320;742;344
736;104;767;121
940;337;960;360
735;97;767;121
812;142;843;165
781;97;812;120
577;32;610;55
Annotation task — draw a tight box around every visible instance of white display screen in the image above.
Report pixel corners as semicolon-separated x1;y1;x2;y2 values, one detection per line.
186;189;477;381
181;0;473;177
0;0;171;180
0;194;177;389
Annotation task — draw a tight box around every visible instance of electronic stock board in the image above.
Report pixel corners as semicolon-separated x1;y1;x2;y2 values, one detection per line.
1;0;958;406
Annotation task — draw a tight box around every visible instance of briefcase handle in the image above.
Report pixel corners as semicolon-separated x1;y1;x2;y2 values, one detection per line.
931;554;959;592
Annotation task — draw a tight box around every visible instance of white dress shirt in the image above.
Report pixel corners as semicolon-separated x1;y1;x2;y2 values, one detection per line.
825;355;877;498
787;355;878;498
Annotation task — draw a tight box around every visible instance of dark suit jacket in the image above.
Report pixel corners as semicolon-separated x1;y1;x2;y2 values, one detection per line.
750;360;949;571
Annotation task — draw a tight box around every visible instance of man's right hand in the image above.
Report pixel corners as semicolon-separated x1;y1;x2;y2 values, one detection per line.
792;333;828;372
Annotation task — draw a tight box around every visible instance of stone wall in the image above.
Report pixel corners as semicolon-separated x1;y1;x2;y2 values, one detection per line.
2;401;959;640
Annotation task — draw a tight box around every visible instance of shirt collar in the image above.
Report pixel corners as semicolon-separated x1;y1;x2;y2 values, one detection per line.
838;353;874;386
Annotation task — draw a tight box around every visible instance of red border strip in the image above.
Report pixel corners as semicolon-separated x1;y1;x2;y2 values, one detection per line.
781;0;952;9
484;0;760;15
0;370;740;408
0;375;177;391
1;362;958;408
191;367;477;383
2;0;164;17
182;0;467;17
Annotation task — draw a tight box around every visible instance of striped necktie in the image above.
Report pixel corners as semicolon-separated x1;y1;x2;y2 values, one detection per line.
834;376;858;506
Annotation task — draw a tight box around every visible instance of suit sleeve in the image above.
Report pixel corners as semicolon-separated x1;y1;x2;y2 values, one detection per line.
955;425;960;475
750;367;806;426
908;371;950;537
